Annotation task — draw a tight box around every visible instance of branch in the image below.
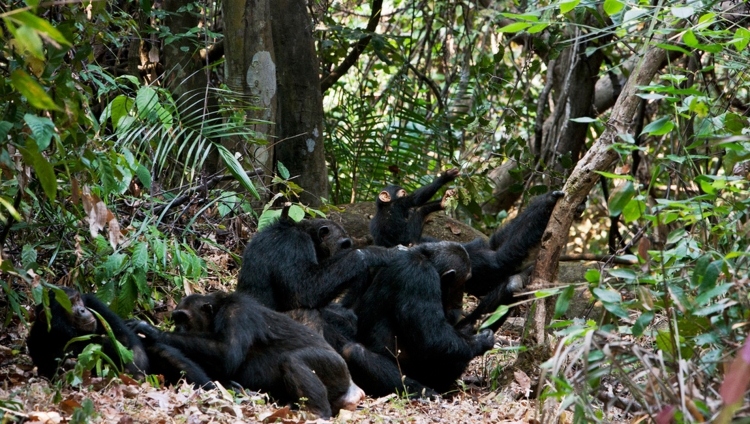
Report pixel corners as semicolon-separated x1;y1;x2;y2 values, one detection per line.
319;0;382;93
527;41;670;346
559;254;638;265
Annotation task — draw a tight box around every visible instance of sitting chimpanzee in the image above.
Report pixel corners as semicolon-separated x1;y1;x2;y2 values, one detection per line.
347;242;495;396
129;291;364;419
27;286;214;389
236;216;393;311
370;168;459;248
27;286;150;379
454;190;569;332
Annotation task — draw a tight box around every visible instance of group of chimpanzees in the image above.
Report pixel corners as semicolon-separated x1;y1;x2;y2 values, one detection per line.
27;169;569;418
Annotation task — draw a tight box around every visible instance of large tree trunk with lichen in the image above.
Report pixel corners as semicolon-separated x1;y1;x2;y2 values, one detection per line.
270;0;329;207
223;0;277;196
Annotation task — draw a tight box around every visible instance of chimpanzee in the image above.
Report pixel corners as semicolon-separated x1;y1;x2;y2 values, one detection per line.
285;304;358;354
350;242;495;395
236;217;393;311
454;190;570;332
370;168;460;248
143;343;215;389
129;292;364;419
27;286;150;379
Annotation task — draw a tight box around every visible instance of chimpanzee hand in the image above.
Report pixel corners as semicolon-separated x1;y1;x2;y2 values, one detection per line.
470;329;496;355
439;168;460;183
126;320;161;344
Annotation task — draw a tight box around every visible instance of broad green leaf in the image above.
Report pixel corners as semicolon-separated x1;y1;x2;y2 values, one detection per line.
132;242;148;269
695;283;733;306
215;144;260;200
21;244;37;269
527;23;549;34
0;196;22;222
497;22;532;33
8;11;70;46
109;95;133;129
24;114;55;150
16;24;44;60
607;268;637;279
480;305;509;329
560;0;580;14
277;161;290;179
608;180;634;216
135;86;159;119
584;269;600;283
632;311;654;337
257;209;281;231
603;0;624;16
698;260;723;292
18;138;56;200
734;28;750;52
553;285;575;319
103;253;128;277
656;43;691;55
10;70;62;111
621;198;644;223
0;121;12;141
592;287;622;303
641;116;674;136
136;165;152;190
623;8;647;22
691;255;710;287
288;204;305;222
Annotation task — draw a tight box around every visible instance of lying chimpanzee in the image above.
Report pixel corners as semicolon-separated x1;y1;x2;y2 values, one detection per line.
347;242;495;396
236;217;393;311
27;286;213;389
129;291;364;419
370;168;459;248
27;286;150;379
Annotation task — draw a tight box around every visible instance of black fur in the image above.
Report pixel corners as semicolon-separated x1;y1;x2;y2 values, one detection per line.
130;292;363;419
27;287;149;379
369;169;459;248
351;242;495;395
236;217;393;311
455;191;565;332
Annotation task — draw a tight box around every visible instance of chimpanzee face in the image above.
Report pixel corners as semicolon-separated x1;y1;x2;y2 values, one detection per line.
59;288;97;333
304;220;353;260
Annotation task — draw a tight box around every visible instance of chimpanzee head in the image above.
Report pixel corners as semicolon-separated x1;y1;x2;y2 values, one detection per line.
417;241;472;287
172;292;228;333
376;185;407;206
300;219;353;260
55;287;97;333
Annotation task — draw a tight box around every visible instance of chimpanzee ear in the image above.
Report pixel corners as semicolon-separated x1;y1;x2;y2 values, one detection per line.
378;191;391;203
440;269;457;284
200;303;214;316
172;310;191;324
317;225;330;240
396;189;407;198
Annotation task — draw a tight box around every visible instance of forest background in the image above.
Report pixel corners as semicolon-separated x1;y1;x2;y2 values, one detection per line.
1;0;750;422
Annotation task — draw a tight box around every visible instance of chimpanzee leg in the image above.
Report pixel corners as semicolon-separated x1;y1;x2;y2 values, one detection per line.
456;269;529;333
280;353;333;419
342;343;437;399
146;343;215;389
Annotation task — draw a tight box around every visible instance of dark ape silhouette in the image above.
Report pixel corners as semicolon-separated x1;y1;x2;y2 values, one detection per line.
130;292;364;419
370;169;459;248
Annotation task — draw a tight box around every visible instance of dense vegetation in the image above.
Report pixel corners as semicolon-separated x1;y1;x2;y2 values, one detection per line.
1;0;750;422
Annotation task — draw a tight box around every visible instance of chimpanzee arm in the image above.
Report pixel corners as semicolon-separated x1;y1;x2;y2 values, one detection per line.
275;245;393;310
489;191;563;258
402;169;459;207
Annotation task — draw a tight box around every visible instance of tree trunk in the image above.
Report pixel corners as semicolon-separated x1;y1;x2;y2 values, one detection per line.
270;0;328;207
524;41;669;347
223;0;277;195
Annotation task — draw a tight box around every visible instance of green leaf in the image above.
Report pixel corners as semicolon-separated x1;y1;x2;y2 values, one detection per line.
16;24;44;60
695;283;732;306
497;22;532;33
18;138;57;200
691;254;710;287
480;305;509;330
641;116;674;136
671;6;693;18
603;0;624;16
621;199;644;223
592;287;621;303
0;196;22;222
103;253;128;277
8;11;70;46
593;171;634;180
257;209;281;231
109;95;134;129
526;23;549;34
559;0;580;14
607;268;637;279
734;28;750;52
632;311;654;337
132;242;148;269
608;181;635;216
215;144;260;200
24;114;55;150
135;86;159;119
584;269;600;283
135;165;152;190
21;244;38;269
277;161;290;180
553;285;575;319
10;70;62;111
0;121;12;141
288;205;305;222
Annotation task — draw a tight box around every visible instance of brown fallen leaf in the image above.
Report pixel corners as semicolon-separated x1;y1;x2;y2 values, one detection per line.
514;370;531;398
60;398;82;415
260;406;291;422
445;221;462;235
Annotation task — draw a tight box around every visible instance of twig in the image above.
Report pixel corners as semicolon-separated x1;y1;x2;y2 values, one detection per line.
559;254;638;265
